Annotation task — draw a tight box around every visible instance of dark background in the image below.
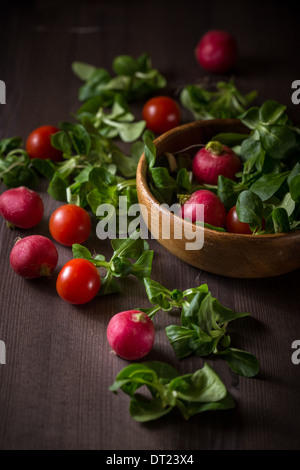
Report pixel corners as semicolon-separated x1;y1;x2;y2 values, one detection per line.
0;0;300;450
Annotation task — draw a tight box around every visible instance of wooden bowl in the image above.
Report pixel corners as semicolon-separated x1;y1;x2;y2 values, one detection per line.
136;119;300;278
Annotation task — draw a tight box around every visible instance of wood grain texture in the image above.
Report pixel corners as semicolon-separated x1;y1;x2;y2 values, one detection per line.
0;0;300;451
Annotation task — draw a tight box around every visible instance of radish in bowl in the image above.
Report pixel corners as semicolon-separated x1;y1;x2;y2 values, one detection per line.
192;141;242;185
179;189;226;228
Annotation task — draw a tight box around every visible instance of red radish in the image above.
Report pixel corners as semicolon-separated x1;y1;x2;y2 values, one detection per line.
192;141;242;185
10;235;58;279
0;186;44;229
107;310;155;360
179;189;226;228
195;30;238;73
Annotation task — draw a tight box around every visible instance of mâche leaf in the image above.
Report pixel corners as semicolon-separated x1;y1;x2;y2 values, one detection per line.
73;52;166;104
217;348;260;378
110;361;234;422
250;171;290;201
47;173;68;201
236;190;263;229
271;207;291;233
180;80;257;120
0;136;23;155
258;100;287;125
217;175;245;210
289;174;300;203
71;61;97;81
141;278;259;377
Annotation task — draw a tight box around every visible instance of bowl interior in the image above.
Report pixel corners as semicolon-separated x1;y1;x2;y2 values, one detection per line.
136;119;300;278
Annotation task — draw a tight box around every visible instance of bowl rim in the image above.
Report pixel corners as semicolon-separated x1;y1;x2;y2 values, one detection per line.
137;119;300;241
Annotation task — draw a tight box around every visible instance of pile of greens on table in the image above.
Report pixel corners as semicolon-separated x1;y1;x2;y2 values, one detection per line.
0;52;298;422
0;53;163;225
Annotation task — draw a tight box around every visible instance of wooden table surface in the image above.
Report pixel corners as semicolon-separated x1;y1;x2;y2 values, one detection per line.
0;0;300;451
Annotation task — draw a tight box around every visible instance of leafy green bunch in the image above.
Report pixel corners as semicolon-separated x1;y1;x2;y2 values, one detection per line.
47;120;145;214
180;79;258;120
145;98;300;234
0;114;145;186
144;136;193;205
0;53;164;223
75;94;147;143
110;361;234;422
0;122;154;233
72;52;166;106
215;100;300;233
109;274;259;422
141;278;259;378
72;233;153;295
0;137;39;188
72;233;258;423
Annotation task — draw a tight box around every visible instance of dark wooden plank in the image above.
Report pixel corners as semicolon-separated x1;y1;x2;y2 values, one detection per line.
0;0;300;451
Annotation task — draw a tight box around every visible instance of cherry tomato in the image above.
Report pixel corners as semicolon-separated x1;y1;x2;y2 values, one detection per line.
56;258;101;304
142;96;181;134
26;125;63;161
49;204;91;246
226;206;253;234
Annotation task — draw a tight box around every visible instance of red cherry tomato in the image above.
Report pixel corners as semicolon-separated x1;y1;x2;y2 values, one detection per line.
49;204;91;246
226;206;253;234
142;96;181;134
26;125;63;162
56;258;101;304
